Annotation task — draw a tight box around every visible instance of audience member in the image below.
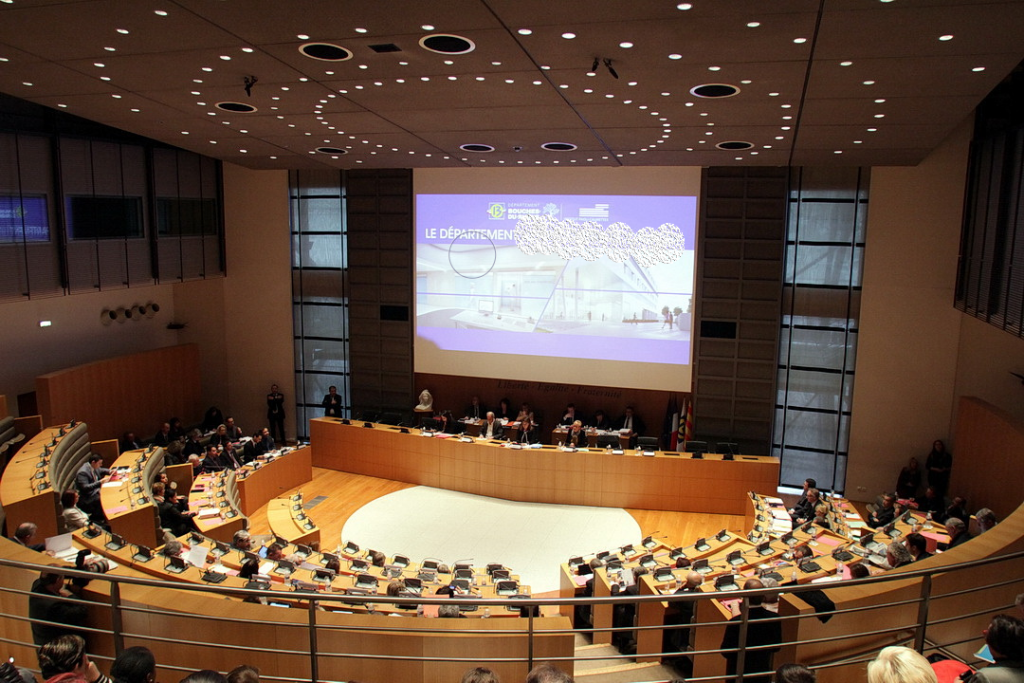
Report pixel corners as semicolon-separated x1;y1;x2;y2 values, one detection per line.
789;478;817;518
29;571;89;645
13;522;46;551
167;418;186;442
945;496;970;525
153;483;198;537
905;533;932;562
465;395;486;420
776;663;816;683
849;564;871;579
437;604;462;619
613;406;645;443
917;487;946;521
201;445;225;473
944;518;971;549
867;646;937;683
209;425;231;449
75;455;111;520
964;614;1024;683
460;667;499;683
322;386;343;418
975;508;998;533
258;427;275;453
179;671;227;683
161;539;183;558
480;412;503;440
224;417;243;441
515;403;534;423
266;384;286;444
200;407;224;433
225;666;259;683
886;541;914;569
525;663;574;683
896;457;922;500
495;398;514;421
925;440;952;497
153;423;172;448
264;543;285;562
37;634;110;683
61;491;90;532
119;432;141;454
793;489;821;525
868;494;897;529
720;578;782;683
559;403;581;426
231;530;252;552
109;646;156;683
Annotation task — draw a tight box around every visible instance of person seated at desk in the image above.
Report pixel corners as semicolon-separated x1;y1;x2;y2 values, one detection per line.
867;494;897;529
153;423;172;448
435;411;457;434
238;432;261;464
224;417;243;441
614;406;645;445
464;396;486;421
209;424;233;449
201;406;225;433
12;522;46;552
942;518;971;549
168;417;186;442
495;397;514;421
518;417;536;444
182;430;204;460
916;486;946;521
664;570;703;656
868;647;938;683
945;496;969;525
29;571;89;646
153;483;198;537
219;442;242;470
200;445;226;473
480;412;503;440
591;409;612;431
792;488;821;525
905;533;932;562
964;614;1024;683
232;530;252;552
789;478;817;518
187;454;202;477
564;420;587;448
262;543;286;561
559;403;582;426
976;507;998;533
120;431;142;453
886;541;913;569
61;490;90;532
76;454;111;521
258;426;275;454
516;403;534;424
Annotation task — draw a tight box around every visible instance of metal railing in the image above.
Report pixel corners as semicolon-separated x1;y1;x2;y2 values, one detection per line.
3;549;1023;683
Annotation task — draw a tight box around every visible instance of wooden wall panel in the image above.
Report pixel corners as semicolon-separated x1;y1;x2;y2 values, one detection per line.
951;396;1024;516
35;344;202;442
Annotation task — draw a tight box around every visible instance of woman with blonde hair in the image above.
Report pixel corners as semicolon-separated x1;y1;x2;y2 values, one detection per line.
867;646;937;683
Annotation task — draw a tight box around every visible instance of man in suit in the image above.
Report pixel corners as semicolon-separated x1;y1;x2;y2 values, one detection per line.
480;411;503;440
12;522;46;551
560;403;583;426
322;386;343;417
720;578;782;683
201;445;225;473
153;482;198;537
464;396;486;420
75;455;110;520
614;406;646;447
867;494;897;528
241;432;263;464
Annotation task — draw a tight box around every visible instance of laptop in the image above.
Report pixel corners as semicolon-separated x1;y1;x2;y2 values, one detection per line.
495;580;519;596
355;573;379;589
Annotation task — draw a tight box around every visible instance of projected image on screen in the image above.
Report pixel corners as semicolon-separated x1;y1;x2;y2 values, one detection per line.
416;194;696;364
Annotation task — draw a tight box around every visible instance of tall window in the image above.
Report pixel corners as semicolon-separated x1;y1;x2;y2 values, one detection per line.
775;168;869;493
290;170;349;438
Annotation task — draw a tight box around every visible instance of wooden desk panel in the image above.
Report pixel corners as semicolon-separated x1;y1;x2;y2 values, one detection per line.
236;446;313;516
311;419;779;514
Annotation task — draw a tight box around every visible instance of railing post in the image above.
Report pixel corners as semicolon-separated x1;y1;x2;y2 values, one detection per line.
308;599;320;683
109;581;125;656
527;605;535;672
735;596;749;682
913;574;933;652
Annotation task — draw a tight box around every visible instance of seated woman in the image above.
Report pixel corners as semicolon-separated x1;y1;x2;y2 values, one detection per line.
518;417;536;444
495;397;514;421
209;424;231;448
61;490;90;531
516;403;534;424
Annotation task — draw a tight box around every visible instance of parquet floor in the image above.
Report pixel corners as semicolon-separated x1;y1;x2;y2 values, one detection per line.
245;467;746;554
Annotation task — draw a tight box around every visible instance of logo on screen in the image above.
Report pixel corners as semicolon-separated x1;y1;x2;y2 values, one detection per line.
487;203;506;220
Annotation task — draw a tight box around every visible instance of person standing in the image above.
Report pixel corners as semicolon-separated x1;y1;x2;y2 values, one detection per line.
267;384;285;444
322;385;343;417
720;578;782;683
925;439;952;497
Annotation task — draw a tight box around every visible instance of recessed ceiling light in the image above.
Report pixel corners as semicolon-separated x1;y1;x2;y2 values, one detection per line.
867;127;877;132
491;61;501;66
560;84;568;89
58;103;67;108
193;79;202;83
840;60;853;66
219;55;231;61
131;108;140;112
677;3;693;9
874;114;885;118
111;94;121;98
747;21;760;28
421;24;434;31
100;76;111;82
202;67;212;72
862;80;875;85
533;80;542;85
540;65;550;70
518;28;533;35
448;76;457;81
181;131;189;135
781;104;791;108
94;62;105;67
104;47;116;52
116;28;129;34
355;28;368;34
661;92;670;96
154;10;168;16
475;76;485;81
562;32;576;39
775;136;784;140
669;53;682;60
834;150;843;154
358;64;368;69
741;79;752;84
297;34;310;40
972;66;986;72
793;37;807;44
768;92;779;96
939;34;953;41
854;140;863;144
620;41;634;48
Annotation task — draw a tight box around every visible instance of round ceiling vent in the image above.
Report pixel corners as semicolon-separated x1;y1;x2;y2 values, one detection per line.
216;101;257;113
315;147;348;155
460;144;495;153
690;83;740;98
716;141;754;150
419;34;475;55
541;142;577;152
299;43;353;62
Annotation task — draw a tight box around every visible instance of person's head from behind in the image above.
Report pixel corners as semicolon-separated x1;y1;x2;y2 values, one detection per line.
945;517;966;539
985;614;1024;661
849;563;871;579
776;663;816;683
886;541;913;568
760;576;780;605
905;533;927;559
804;478;816;492
110;646;156;683
16;522;39;544
232;530;251;551
975;508;997;532
238;559;259;580
460;666;499;683
179;671;228;683
61;490;79;510
37;634;89;680
742;577;765;606
438;604;461;618
866;646;937;683
226;665;259;683
525;662;574;683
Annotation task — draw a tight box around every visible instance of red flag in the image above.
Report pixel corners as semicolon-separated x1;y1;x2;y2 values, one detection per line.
684;399;694;443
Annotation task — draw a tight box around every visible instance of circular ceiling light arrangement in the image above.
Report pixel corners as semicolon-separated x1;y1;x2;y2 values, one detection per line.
315;146;348;155
690;83;740;98
541;142;578;151
216;102;257;113
716;141;754;150
459;143;495;153
419;34;476;55
299;43;353;62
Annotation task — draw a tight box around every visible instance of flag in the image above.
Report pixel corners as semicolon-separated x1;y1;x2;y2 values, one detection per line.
684;399;694;443
663;394;679;450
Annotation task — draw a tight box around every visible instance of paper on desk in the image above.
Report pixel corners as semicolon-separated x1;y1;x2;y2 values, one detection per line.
259;561;275;575
106;506;128;515
197;508;220;518
187;544;207;568
45;533;74;557
763;496;784;506
102;481;124;488
771;509;791;520
814;535;842;547
846;520;868;529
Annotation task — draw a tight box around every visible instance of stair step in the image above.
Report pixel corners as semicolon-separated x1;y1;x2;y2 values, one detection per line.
575;661;662;677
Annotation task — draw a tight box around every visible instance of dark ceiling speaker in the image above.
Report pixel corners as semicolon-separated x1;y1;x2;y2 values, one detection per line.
315;147;348;155
216;102;257;113
299;43;353;61
460;144;494;153
541;142;577;152
716;141;754;150
419;34;475;55
690;83;741;98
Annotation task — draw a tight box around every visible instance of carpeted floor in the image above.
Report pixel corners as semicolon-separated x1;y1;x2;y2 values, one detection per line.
341;485;641;593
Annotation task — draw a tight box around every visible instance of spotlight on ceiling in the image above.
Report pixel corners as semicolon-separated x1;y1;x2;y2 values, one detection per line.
603;58;619;79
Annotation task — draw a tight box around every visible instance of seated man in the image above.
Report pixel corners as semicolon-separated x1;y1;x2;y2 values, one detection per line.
964;614;1024;683
231;530;252;552
904;532;932;562
560;403;582;426
792;488;821;525
153;482;198;537
917;486;946;521
943;517;971;549
241;432;263;464
224;417;243;441
464;396;486;421
119;431;142;453
12;522;46;552
200;445;225;473
614;406;646;446
480;412;503;440
153;422;172;447
29;571;89;645
592;409;612;431
867;494;897;528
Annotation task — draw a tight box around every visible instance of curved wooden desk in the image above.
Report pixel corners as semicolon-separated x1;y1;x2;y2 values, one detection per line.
235;445;313;516
99;446;165;548
267;495;320;548
310;418;779;514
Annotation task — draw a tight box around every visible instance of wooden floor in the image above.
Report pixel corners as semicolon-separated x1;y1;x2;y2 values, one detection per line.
246;467;747;554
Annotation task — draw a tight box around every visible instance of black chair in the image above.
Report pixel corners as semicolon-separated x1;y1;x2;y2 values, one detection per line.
596;433;620;448
683;440;708;456
637;436;659;451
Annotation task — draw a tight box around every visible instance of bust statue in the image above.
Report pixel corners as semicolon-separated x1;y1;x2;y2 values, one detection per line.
415;389;433;411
